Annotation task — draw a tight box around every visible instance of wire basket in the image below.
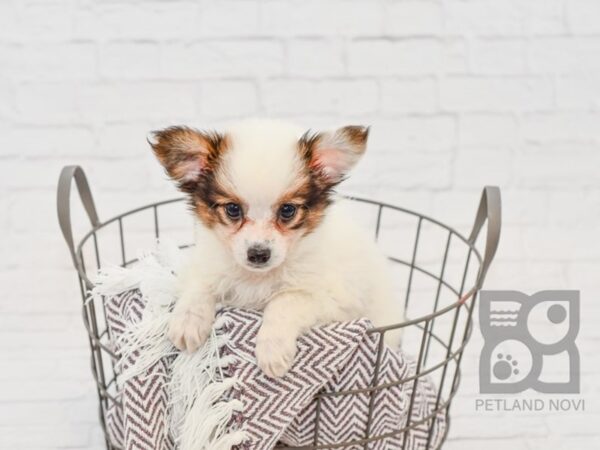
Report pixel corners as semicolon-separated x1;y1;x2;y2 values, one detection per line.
57;165;501;450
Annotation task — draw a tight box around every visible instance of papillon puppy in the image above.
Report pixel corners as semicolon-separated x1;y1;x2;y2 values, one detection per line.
151;119;402;378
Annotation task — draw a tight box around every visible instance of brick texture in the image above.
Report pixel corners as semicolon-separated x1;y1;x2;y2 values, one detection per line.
0;1;598;449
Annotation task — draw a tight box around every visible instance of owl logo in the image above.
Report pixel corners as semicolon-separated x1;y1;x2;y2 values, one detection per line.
479;290;580;394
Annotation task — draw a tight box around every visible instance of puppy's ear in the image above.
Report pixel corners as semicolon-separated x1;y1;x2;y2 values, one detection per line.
300;125;369;182
149;126;226;185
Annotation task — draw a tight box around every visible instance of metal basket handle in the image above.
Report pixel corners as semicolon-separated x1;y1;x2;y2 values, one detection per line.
57;165;100;271
468;186;501;290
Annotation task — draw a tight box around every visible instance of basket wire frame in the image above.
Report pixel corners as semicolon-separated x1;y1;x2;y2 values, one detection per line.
57;165;501;450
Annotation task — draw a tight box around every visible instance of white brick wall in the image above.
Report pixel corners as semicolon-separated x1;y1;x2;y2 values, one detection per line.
1;0;598;448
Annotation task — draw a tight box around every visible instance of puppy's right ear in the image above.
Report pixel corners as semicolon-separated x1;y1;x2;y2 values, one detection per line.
149;126;226;185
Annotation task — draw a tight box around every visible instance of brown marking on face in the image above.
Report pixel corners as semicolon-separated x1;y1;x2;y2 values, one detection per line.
273;169;336;234
192;173;248;229
295;137;341;233
273;205;307;234
295;125;369;233
150;125;236;228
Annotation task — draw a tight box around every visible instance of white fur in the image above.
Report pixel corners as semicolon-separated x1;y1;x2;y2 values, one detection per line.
167;119;403;378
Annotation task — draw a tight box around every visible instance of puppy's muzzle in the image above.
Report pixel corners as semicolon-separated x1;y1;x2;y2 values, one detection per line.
247;245;271;266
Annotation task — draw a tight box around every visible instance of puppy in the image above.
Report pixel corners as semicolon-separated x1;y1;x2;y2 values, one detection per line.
151;119;403;378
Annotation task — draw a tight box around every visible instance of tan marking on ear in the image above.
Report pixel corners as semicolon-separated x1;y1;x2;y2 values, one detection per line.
149;126;228;193
298;125;369;182
339;125;370;148
293;125;370;232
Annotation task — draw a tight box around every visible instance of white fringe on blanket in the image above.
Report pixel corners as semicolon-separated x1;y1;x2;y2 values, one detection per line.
90;241;248;450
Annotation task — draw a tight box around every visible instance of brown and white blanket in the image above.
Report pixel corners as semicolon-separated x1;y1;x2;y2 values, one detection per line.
93;243;446;450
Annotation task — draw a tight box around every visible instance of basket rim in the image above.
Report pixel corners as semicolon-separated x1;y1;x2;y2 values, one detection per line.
75;194;484;330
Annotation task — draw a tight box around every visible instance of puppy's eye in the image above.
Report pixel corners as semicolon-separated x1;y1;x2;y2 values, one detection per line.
225;203;242;220
279;203;297;221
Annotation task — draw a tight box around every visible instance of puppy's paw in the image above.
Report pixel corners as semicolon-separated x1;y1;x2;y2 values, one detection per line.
167;310;213;353
255;326;297;378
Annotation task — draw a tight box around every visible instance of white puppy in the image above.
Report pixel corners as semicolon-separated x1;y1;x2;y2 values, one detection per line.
151;119;403;378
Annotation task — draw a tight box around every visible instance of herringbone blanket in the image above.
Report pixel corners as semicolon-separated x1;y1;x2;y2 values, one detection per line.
95;245;446;450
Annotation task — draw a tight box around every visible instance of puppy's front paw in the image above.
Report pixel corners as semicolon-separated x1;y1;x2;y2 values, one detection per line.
167;310;213;353
255;326;297;378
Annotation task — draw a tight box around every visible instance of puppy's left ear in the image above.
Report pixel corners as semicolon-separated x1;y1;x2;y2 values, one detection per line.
300;125;369;182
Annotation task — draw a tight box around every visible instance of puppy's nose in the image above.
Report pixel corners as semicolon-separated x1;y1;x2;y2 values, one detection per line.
247;245;271;265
